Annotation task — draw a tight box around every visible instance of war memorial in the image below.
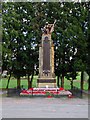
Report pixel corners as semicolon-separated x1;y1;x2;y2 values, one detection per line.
37;20;56;88
20;21;72;97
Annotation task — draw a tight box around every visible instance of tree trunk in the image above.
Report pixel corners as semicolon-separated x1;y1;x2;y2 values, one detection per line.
17;76;20;89
6;71;11;89
81;71;84;90
61;73;64;88
30;74;34;88
71;79;73;90
57;75;60;87
28;75;30;89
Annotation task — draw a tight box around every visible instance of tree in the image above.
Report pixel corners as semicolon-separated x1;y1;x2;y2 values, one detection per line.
86;2;90;90
2;3;38;88
54;2;88;88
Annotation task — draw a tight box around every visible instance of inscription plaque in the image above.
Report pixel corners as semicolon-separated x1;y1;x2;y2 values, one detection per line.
43;37;50;71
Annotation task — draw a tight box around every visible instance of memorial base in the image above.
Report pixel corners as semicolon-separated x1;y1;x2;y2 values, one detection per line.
20;87;72;97
37;78;56;88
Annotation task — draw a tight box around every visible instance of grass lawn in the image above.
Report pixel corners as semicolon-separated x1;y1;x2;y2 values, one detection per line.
0;74;88;90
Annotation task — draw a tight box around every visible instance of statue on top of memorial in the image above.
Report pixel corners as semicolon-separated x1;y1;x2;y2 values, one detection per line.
42;20;56;35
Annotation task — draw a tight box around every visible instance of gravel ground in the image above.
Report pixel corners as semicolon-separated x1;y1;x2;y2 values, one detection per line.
0;94;88;118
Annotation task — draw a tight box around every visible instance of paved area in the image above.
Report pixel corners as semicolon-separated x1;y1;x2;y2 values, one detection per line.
0;95;88;118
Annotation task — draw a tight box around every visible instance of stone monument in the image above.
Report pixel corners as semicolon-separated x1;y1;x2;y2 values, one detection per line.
37;20;56;88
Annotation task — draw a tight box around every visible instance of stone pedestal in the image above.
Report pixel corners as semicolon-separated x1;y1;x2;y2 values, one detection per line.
37;33;56;88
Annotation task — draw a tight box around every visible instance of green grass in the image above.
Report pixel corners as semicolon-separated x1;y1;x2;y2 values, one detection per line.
0;76;38;89
0;75;88;90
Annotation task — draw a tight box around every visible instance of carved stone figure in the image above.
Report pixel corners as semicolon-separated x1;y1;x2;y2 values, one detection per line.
43;20;56;34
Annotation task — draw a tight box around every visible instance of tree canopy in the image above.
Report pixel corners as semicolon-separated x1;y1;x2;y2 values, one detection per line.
2;2;89;89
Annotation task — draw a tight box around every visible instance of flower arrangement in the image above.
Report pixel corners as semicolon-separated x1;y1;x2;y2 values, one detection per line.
45;91;53;98
59;87;64;91
29;88;33;91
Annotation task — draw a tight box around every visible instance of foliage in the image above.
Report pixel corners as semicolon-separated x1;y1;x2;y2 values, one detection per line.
2;2;89;88
45;91;54;96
